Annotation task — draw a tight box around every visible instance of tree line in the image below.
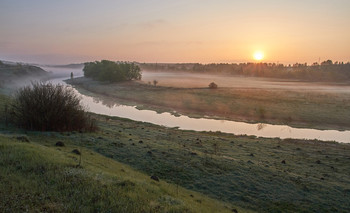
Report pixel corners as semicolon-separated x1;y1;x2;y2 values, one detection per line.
140;60;350;82
83;60;141;82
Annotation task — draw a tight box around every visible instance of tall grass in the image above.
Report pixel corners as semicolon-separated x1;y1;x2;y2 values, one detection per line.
10;82;96;132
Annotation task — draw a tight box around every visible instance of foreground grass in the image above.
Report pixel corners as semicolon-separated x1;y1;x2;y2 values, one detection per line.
1;93;350;212
67;77;350;130
0;136;239;212
3;115;349;212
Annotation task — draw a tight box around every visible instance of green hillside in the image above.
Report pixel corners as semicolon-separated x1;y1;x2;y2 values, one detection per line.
0;136;240;212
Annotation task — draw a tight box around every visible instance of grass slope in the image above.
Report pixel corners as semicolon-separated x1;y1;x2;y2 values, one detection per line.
0;136;239;213
0;62;47;82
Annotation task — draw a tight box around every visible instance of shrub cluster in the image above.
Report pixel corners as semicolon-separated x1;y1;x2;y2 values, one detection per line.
11;82;96;132
83;60;141;82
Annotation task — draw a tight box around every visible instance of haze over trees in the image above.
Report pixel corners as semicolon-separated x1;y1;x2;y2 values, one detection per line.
0;61;47;80
140;60;350;82
83;60;141;82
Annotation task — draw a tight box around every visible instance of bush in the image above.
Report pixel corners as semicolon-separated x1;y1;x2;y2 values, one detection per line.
153;80;158;86
83;60;141;82
11;82;96;132
208;82;218;89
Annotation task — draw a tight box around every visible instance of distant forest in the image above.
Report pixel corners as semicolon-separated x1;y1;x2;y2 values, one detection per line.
140;60;350;82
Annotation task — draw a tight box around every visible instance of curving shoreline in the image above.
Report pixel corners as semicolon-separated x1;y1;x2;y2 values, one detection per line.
63;77;350;143
65;76;350;131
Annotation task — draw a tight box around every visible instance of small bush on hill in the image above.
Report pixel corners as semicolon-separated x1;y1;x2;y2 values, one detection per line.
11;82;96;132
83;60;141;82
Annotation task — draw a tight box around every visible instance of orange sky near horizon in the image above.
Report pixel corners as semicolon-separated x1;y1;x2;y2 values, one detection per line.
0;0;349;64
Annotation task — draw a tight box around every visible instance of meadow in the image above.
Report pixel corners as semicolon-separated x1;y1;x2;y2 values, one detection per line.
67;75;350;130
1;93;349;212
0;93;239;213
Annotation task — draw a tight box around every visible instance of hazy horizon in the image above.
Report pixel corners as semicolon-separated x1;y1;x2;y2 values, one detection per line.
1;0;349;64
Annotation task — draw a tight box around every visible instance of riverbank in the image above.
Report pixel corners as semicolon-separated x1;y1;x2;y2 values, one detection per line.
66;77;350;130
1;92;350;212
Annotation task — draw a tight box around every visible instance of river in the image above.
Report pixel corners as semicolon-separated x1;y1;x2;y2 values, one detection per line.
45;73;350;143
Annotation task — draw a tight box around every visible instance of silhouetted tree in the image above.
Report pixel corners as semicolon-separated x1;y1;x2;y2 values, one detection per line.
321;60;333;66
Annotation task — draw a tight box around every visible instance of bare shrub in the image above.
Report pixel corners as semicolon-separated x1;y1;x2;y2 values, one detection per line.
11;82;96;132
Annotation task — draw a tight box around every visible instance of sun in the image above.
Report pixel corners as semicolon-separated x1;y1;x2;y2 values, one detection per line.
253;51;264;61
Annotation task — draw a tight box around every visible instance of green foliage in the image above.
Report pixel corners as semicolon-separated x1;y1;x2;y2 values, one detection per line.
83;60;141;82
10;82;96;132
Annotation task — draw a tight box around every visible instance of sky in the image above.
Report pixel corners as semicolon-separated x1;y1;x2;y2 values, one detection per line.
0;0;349;64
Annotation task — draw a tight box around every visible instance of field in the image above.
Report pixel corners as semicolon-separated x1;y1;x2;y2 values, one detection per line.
1;93;350;212
67;74;350;130
0;94;239;213
141;71;350;92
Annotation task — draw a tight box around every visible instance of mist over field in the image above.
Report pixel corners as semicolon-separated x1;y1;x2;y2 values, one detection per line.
142;70;350;93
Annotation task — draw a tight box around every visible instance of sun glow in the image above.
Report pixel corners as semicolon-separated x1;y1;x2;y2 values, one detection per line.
253;51;264;61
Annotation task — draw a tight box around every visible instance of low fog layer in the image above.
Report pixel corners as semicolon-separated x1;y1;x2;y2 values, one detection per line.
142;71;350;93
40;66;84;79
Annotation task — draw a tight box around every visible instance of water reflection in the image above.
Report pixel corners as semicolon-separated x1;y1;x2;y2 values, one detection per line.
92;96;120;108
257;123;267;131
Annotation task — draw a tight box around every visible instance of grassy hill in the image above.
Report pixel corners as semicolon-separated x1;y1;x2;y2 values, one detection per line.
0;61;47;79
0;135;239;212
0;93;242;212
0;61;48;91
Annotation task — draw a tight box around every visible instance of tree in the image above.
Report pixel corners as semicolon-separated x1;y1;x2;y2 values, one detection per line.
208;82;218;89
70;72;74;79
321;60;333;66
83;60;142;82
